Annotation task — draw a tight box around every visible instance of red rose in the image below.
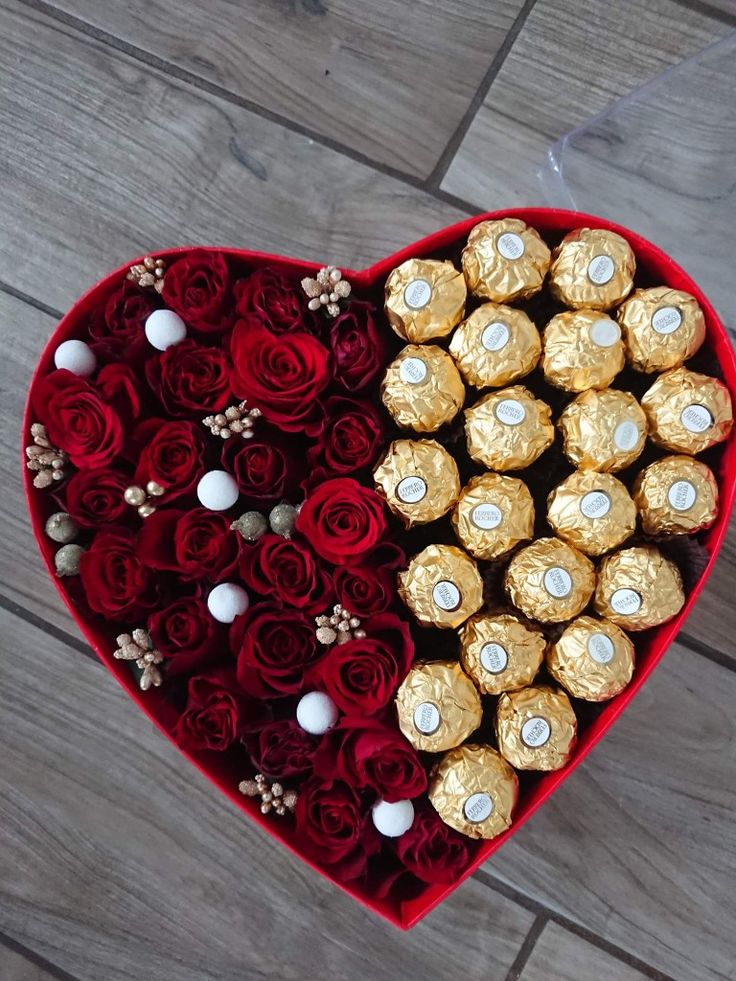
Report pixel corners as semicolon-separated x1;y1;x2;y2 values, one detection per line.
133;419;205;500
138;509;239;582
395;806;471;884
308;396;384;479
88;280;158;361
172;670;264;752
148;596;222;676
230;322;330;433
61;467;130;528
244;719;319;779
296;478;387;565
334;563;396;618
221;430;302;502
240;534;332;614
32;370;123;469
329;300;387;391
294;778;379;880
96;363;142;428
234;266;318;334
79;528;158;619
145;339;231;417
162;250;233;333
312;613;413;715
234;604;321;697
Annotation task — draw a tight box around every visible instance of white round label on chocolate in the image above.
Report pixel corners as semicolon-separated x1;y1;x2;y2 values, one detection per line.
580;490;612;519
471;503;503;530
544;566;573;598
614;420;640;451
480;642;508;674
680;403;713;433
651;305;682;335
481;321;510;352
399;356;428;385
404;278;432;310
668;479;697;511
587;632;615;664
589;318;621;348
464;793;493;824
587;254;615;285
433;580;461;612
413;701;440;735
521;716;551;748
610;588;642;615
495;399;526;426
396;476;427;504
496;232;525;260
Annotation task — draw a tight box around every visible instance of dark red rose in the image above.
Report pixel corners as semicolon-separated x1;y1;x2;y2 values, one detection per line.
296;478;387;565
88;280;158;361
79;527;158;619
32;370;123;469
145;339;231;417
230;322;330;433
95;363;142;428
133;419;205;500
329;300;387;391
162;250;233;334
234;266;318;334
235;604;321;698
61;467;130;528
312;613;413;715
294;778;380;880
334;563;396;617
240;534;332;614
148;596;222;676
137;509;239;582
244;719;318;779
395;806;471;884
221;429;302;502
308;396;384;479
172;670;264;752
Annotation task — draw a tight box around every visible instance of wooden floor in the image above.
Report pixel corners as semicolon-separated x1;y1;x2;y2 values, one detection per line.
2;1;736;979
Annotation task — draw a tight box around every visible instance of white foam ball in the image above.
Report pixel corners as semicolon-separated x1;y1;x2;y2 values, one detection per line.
207;582;249;623
144;309;187;350
196;470;239;511
54;339;96;376
372;798;415;838
296;691;338;735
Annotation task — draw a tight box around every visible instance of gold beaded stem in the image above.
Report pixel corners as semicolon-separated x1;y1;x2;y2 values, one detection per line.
124;480;165;518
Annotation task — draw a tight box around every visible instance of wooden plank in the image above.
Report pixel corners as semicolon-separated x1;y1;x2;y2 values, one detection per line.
0;944;66;981
0;0;466;315
519;922;651;981
0;607;535;981
486;640;736;981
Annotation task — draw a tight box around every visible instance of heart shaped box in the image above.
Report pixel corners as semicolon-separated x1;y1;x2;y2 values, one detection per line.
22;208;736;929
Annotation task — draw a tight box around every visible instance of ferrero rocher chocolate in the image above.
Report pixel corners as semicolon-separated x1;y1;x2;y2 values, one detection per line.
617;286;706;372
381;345;465;432
495;685;577;771
546;470;636;556
395;660;482;752
465;386;554;471
594;545;685;630
449;303;541;388
504;537;595;623
428;744;519;839
451;473;535;561
384;258;466;343
541;309;624;391
632;455;719;536
558;388;647;472
374;439;460;527
459;613;545;695
547;615;634;702
461;218;551;303
549;227;635;310
398;544;483;629
641;367;733;455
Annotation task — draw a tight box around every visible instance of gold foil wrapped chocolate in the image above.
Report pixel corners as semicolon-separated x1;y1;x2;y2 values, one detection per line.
594;545;685;630
398;544;483;629
381;345;465;432
541;309;624;391
395;660;482;752
546;470;636;556
452;473;535;561
549;227;635;310
495;685;577;771
558;388;647;472
461;218;551;303
617;286;706;373
632;455;719;536
465;386;554;471
547;615;635;701
374;439;460;527
459;613;545;695
449;303;541;388
641;367;733;455
384;258;466;343
428;744;519;839
504;537;595;623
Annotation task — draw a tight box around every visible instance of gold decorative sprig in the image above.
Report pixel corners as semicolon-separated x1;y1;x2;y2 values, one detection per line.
239;773;298;816
315;604;365;646
127;256;166;293
301;266;351;317
26;423;67;489
113;628;163;691
203;402;262;440
124;480;165;518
